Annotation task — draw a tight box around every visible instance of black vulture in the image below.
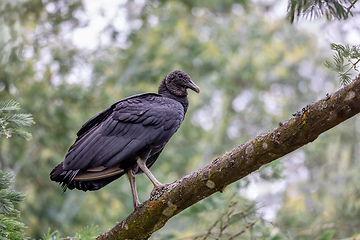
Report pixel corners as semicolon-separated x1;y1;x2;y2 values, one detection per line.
50;70;200;208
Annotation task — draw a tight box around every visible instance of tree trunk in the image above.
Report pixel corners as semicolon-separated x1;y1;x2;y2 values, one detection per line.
97;74;360;240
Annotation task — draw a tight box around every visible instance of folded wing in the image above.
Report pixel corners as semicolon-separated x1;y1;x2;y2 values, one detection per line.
50;93;185;190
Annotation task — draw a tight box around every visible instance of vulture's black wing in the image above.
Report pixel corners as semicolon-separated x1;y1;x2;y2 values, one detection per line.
76;103;115;138
50;93;185;190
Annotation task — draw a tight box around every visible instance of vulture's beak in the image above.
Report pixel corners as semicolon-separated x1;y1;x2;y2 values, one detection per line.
188;80;200;94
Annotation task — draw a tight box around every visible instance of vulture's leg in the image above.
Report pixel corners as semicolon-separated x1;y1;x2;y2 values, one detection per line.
127;169;141;209
136;157;165;189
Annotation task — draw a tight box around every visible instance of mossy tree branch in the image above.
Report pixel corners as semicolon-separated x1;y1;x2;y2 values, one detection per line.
97;75;360;240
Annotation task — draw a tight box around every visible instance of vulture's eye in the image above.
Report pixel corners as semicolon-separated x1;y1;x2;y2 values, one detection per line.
178;73;183;78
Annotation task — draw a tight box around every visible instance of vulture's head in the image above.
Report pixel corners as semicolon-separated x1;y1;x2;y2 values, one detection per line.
160;70;200;97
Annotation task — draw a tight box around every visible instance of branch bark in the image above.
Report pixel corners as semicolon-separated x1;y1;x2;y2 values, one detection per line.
97;75;360;240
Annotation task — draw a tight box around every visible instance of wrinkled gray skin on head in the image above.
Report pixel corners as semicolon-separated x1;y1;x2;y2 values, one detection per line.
159;70;200;97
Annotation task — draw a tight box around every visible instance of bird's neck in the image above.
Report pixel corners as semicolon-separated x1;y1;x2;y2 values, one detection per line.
158;84;189;113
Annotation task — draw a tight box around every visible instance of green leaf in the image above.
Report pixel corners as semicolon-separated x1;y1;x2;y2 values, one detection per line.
0;100;34;140
0;100;20;112
0;171;12;191
287;0;351;23
3;114;35;128
0;171;26;239
74;225;100;240
42;228;60;240
339;72;352;85
325;43;360;85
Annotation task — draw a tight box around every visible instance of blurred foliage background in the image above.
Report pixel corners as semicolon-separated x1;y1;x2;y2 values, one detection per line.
1;0;360;239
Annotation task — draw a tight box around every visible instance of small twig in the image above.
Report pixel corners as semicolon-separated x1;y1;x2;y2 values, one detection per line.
351;58;360;71
340;58;360;81
216;209;234;239
191;203;257;240
201;211;227;240
345;58;360;73
346;0;358;15
228;219;259;240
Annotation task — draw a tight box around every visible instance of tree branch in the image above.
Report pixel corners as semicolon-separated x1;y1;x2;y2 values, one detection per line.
97;75;360;240
347;0;358;16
